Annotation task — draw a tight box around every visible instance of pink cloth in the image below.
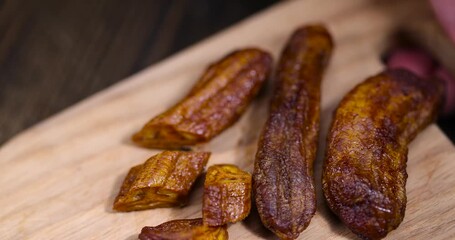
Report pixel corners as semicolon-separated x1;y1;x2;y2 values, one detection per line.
431;0;455;43
387;0;455;115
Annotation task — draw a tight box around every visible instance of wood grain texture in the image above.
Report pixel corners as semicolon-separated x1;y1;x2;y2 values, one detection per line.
0;0;276;144
1;0;455;239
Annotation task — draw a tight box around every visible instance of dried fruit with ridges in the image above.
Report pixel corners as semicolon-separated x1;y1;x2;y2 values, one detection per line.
203;164;252;226
322;69;444;239
138;218;228;240
253;25;333;239
113;151;210;212
132;48;273;149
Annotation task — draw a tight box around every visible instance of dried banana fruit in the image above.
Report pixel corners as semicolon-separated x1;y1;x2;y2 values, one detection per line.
253;25;333;239
322;69;444;239
139;218;228;240
113;151;210;212
132;48;273;149
203;164;252;226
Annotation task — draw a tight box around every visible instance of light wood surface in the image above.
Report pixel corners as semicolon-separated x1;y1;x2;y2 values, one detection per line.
1;0;455;239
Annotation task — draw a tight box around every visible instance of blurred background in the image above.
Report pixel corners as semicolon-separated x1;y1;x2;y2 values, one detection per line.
0;0;453;145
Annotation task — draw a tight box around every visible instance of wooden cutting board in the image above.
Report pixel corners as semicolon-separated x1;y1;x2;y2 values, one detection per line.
1;0;454;239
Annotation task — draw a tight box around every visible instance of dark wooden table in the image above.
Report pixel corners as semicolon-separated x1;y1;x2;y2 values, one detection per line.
0;0;453;145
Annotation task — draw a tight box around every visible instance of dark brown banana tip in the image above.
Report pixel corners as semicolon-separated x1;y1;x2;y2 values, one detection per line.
322;69;444;240
253;25;334;239
132;48;273;149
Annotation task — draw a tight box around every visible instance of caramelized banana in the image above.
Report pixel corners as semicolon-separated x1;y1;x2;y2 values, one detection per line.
253;25;333;239
139;218;228;240
203;164;252;226
133;48;273;149
113;151;209;211
322;69;444;239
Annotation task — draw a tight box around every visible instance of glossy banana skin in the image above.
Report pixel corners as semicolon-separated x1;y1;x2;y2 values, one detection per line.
322;69;444;240
132;48;273;149
113;151;210;212
253;25;333;239
203;164;252;226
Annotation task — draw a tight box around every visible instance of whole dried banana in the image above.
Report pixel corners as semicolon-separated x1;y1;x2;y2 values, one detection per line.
322;69;444;239
133;48;273;149
139;218;228;240
253;25;333;239
113;151;210;211
203;164;252;226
